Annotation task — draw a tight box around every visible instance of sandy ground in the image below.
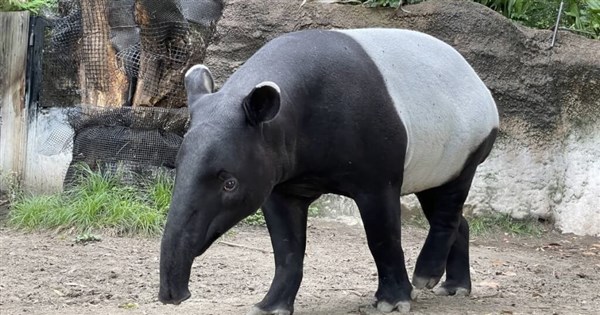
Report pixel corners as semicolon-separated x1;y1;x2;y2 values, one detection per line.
1;214;599;315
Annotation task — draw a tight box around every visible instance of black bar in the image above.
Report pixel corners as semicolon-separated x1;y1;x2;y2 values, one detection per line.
25;16;48;123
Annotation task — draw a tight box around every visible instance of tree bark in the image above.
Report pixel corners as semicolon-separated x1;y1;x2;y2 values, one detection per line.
79;0;129;107
132;0;216;108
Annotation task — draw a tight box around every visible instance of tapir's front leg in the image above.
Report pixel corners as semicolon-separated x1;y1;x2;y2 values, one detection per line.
354;187;414;314
247;191;318;315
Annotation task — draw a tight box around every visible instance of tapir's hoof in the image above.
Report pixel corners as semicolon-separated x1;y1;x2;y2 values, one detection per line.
412;275;441;289
433;284;471;297
358;300;411;314
246;306;291;315
377;300;411;313
358;301;410;315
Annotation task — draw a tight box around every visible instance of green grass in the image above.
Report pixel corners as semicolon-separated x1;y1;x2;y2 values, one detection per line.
7;164;320;233
243;210;267;226
8;165;173;236
0;0;57;14
468;213;546;236
241;203;322;226
402;209;545;236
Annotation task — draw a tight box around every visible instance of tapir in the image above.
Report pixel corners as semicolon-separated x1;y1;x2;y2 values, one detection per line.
159;28;499;314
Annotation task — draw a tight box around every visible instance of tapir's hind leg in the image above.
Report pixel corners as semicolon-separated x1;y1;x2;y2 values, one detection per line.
355;186;414;313
412;183;472;295
434;216;471;296
412;174;473;289
412;129;497;294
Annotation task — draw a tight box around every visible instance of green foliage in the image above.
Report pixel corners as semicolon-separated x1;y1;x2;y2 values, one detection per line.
362;0;423;8
360;0;600;38
75;232;102;244
242;204;322;226
8;165;173;235
0;0;57;14
242;209;267;226
8;163;323;231
564;0;600;38
475;0;600;38
308;204;322;217
468;213;545;236
402;210;545;236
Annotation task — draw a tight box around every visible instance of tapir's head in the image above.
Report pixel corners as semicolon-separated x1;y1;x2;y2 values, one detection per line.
158;65;281;305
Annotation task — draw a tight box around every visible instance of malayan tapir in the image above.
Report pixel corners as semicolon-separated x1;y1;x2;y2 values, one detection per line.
159;28;499;314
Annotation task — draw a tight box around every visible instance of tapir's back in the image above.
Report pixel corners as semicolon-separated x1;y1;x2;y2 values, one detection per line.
336;29;499;194
221;28;498;195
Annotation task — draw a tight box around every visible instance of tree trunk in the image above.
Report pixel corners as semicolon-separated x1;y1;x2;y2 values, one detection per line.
79;0;129;107
132;0;217;108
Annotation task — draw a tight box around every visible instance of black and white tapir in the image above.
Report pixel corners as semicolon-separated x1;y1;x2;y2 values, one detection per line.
159;28;499;314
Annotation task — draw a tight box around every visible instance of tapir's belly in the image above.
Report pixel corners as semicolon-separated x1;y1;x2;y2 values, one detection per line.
338;29;499;195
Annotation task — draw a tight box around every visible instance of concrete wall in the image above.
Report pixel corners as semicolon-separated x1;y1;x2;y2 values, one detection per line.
23;108;72;194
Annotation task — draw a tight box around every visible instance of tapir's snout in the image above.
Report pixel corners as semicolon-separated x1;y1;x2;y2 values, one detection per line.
158;286;191;305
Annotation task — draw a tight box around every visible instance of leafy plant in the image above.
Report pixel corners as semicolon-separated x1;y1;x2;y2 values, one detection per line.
75;232;102;244
564;0;600;38
359;0;600;38
243;209;267;226
0;0;57;14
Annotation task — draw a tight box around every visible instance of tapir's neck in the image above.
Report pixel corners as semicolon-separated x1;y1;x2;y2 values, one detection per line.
258;102;300;186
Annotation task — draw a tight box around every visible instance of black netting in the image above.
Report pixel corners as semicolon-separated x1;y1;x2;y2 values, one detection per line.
35;0;222;187
63;105;189;187
40;0;222;108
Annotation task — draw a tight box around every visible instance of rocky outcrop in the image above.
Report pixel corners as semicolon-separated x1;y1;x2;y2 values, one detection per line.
203;0;600;235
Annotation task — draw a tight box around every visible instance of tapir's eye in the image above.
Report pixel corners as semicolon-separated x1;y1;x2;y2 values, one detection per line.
223;178;237;192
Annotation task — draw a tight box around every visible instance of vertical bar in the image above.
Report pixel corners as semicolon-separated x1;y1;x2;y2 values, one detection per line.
551;1;565;48
27;16;47;123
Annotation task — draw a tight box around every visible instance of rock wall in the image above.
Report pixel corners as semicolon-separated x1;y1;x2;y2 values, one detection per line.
204;0;600;236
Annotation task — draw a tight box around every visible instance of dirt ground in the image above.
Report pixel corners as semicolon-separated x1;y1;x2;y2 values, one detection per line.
1;211;599;315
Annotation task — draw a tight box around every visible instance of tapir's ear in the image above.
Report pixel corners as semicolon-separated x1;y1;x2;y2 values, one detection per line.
243;81;281;126
184;65;214;97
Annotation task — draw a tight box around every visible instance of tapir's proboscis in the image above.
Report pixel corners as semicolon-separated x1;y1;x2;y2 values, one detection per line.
159;28;499;314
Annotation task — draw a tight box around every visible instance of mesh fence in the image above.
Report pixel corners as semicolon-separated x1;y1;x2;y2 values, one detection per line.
51;105;190;187
41;0;222;107
35;0;223;186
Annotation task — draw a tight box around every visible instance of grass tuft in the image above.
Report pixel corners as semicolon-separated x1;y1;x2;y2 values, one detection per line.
241;203;322;227
0;0;57;14
468;213;546;236
401;209;546;237
8;164;174;236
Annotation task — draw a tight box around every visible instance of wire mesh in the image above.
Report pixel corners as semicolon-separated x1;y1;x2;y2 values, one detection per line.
36;0;223;186
41;0;221;108
63;105;189;186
